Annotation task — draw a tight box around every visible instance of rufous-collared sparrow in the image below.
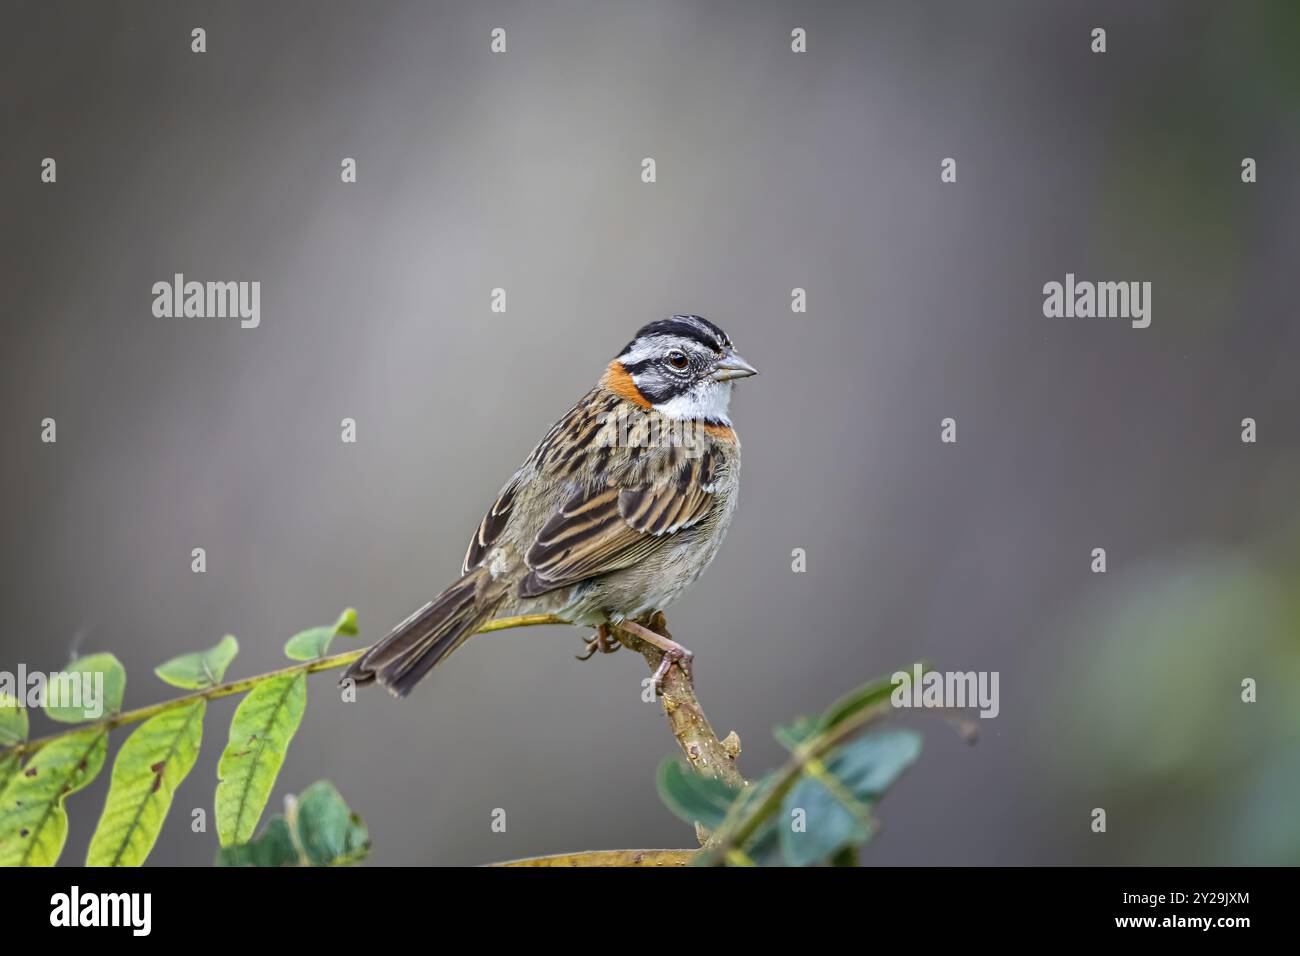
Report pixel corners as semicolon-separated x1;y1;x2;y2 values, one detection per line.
344;315;757;697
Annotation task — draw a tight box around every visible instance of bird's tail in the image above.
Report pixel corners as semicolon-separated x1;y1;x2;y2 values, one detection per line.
343;565;509;698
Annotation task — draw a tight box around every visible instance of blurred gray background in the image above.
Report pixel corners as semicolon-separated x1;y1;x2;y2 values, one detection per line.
2;0;1298;866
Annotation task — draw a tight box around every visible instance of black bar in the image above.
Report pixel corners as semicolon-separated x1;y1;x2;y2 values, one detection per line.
0;865;1277;939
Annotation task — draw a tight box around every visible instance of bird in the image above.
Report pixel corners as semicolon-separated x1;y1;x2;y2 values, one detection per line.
343;314;758;698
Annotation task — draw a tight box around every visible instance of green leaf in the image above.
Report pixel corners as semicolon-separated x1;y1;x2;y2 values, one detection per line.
827;729;923;796
774;668;924;750
85;700;206;867
0;694;28;796
43;653;126;724
283;608;359;661
0;694;26;748
0;727;108;865
332;608;359;637
656;757;742;830
780;777;874;867
773;715;820;749
216;780;369;867
215;672;307;846
779;729;922;866
215;817;298;867
817;669;914;731
712;772;784;866
0;755;19;805
155;636;240;690
289;781;369;865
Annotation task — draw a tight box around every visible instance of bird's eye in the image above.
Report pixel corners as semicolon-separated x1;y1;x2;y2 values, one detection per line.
667;350;689;370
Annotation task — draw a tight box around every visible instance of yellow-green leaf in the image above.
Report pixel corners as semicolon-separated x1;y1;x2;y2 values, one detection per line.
0;693;28;796
155;636;239;690
283;608;358;661
0;754;19;799
44;653;126;724
85;700;206;867
215;673;306;846
0;727;108;866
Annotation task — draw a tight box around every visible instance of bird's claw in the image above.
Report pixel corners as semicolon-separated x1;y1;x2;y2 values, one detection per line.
575;624;620;661
610;618;695;695
651;646;693;695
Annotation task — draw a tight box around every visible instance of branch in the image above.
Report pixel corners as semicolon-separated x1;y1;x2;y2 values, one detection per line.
614;612;745;789
6;613;567;760
493;848;695;867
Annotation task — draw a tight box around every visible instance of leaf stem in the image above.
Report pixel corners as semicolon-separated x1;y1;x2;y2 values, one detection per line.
5;614;567;760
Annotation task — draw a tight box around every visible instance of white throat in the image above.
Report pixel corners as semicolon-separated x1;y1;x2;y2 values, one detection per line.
652;380;733;424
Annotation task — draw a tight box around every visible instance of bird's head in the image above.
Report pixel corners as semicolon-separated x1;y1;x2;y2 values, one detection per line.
602;315;757;424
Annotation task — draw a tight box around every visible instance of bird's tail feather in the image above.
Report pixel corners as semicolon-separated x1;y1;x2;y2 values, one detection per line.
343;565;508;698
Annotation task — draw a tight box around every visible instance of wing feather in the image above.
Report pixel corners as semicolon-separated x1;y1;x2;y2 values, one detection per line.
519;450;715;598
463;476;519;573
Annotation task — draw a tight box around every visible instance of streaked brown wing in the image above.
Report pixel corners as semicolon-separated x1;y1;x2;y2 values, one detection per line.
518;448;717;598
464;388;618;574
463;476;519;573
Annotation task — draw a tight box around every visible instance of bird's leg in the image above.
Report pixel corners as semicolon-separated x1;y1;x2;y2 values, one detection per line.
615;619;693;694
575;623;620;661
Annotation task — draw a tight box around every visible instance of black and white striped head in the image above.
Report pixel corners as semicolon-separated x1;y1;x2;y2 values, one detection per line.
610;315;757;423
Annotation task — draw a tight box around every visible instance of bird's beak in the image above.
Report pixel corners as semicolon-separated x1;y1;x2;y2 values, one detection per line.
710;350;759;382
